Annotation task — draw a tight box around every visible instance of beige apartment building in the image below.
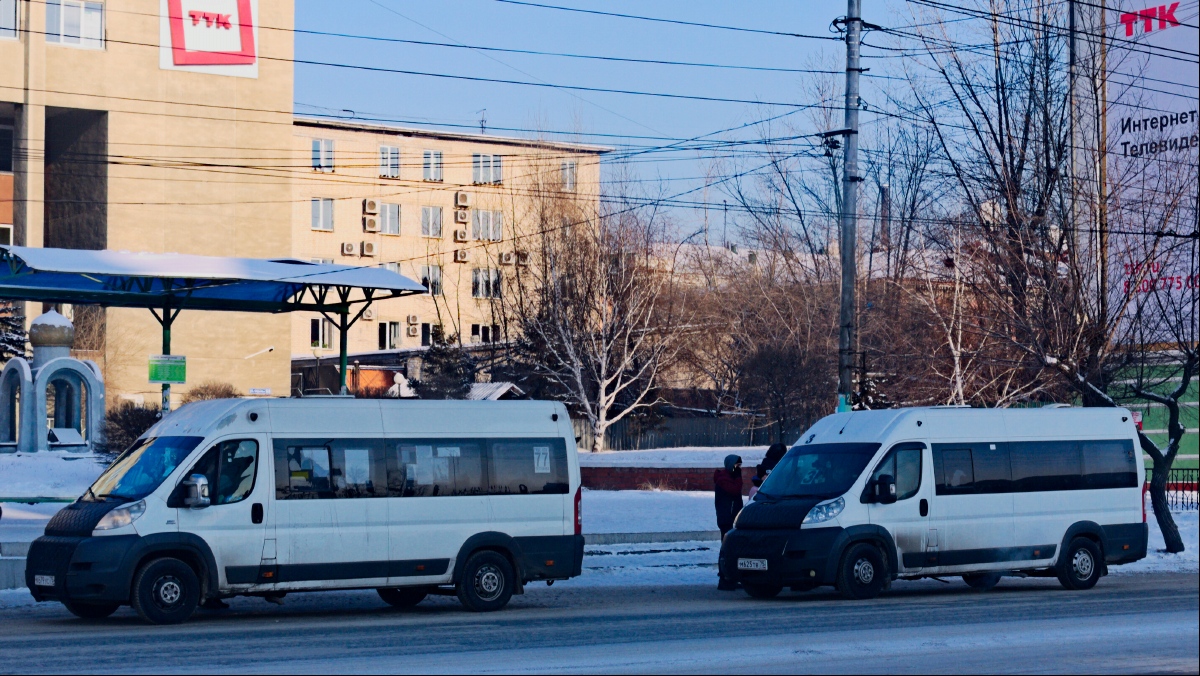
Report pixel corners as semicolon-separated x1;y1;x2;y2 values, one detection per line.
1;0;601;405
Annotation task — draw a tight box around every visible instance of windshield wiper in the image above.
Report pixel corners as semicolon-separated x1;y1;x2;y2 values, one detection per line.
98;493;136;501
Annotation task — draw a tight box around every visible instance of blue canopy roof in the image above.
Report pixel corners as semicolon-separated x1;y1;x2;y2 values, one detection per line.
0;246;427;313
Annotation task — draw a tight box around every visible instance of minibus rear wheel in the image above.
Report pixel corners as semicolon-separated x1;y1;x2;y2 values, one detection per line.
131;557;200;625
377;587;428;609
836;542;888;600
62;600;120;619
457;551;515;612
1056;537;1102;591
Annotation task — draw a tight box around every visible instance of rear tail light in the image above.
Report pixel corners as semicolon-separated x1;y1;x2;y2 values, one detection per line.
574;486;582;536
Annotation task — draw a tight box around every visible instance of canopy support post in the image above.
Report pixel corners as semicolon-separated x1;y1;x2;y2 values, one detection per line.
338;310;349;395
150;305;179;414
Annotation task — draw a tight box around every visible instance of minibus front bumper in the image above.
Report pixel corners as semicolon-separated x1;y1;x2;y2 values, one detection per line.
26;534;142;604
719;526;843;587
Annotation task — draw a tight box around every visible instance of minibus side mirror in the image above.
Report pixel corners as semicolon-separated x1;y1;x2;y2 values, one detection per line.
182;474;211;509
874;474;898;505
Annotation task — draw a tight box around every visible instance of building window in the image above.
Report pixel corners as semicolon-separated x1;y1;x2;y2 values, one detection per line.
0;125;12;172
310;258;333;265
311;198;334;231
420;322;432;347
312;138;334;172
310;318;333;349
46;0;104;48
472;154;503;185
472;268;501;299
1;0;17;40
422;150;443;181
0;225;12;246
380;203;400;235
378;321;401;350
471;210;503;241
419;264;442;296
471;324;502;344
381;262;400;275
561;161;577;191
420;206;442;238
379;146;400;179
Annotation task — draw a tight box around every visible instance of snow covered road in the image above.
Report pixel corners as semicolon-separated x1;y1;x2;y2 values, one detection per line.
0;573;1194;674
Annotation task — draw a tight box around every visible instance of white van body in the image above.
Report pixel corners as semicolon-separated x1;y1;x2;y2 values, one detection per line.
722;407;1147;599
27;398;583;622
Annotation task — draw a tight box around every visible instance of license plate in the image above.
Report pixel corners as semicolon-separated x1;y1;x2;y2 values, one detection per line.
34;575;55;587
737;558;768;571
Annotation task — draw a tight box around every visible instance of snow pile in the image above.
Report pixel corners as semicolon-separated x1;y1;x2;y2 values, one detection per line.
1110;495;1198;574
579;447;768;468
0;453;105;500
583;489;714;534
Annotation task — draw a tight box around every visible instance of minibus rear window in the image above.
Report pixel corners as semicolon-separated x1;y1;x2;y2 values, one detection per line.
756;443;880;501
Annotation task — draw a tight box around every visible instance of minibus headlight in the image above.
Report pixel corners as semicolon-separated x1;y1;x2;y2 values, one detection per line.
802;497;844;525
94;500;146;531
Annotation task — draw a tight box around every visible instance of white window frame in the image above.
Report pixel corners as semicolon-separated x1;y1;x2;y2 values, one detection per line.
380;262;400;275
561;160;577;191
311;198;334;231
422;150;443;182
472;154;503;185
472;268;501;299
1;0;18;40
312;138;334;172
420;206;442;238
471;210;503;241
379;321;401;350
311;317;333;350
380;203;400;235
419;264;443;296
46;0;104;49
379;146;400;179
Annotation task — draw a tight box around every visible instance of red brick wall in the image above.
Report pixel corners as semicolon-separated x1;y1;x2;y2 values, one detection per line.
581;467;752;495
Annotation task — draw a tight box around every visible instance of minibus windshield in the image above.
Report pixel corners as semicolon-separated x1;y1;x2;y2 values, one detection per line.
83;436;205;502
755;443;880;501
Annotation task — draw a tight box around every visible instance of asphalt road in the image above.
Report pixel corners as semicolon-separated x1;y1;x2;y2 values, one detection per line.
0;573;1196;674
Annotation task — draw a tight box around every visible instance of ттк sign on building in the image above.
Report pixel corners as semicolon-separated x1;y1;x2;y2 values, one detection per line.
160;0;259;78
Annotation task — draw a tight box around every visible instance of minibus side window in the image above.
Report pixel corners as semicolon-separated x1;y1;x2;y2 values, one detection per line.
932;443;1011;495
330;440;387;498
1010;441;1082;492
176;440;258;505
274;441;334;499
488;439;569;495
939;449;975;494
385;440;486;497
868;443;923;501
1081;440;1138;489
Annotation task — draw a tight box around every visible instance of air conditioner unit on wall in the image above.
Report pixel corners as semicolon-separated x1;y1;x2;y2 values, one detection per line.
453;229;469;243
455;192;471;208
362;216;380;232
454;209;469;224
363;198;380;215
516;250;530;266
341;242;358;256
406;314;419;325
361;241;377;257
498;251;515;265
454;249;470;263
406;325;419;337
362;308;376;320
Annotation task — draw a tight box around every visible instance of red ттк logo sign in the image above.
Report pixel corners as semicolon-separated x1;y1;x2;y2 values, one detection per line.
1120;3;1181;36
167;0;256;65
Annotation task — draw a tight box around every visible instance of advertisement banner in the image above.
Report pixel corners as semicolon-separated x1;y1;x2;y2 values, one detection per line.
159;0;259;78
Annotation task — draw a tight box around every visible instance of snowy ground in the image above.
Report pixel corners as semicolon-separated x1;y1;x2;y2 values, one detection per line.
579;447;767;468
582;489;714;533
0;453;105;500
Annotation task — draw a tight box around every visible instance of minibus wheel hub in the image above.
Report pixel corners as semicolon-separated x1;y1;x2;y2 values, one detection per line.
155;578;183;608
853;558;875;585
475;565;503;600
1072;550;1094;579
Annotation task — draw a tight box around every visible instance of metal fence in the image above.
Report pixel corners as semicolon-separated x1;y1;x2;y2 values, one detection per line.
573;417;805;452
1148;468;1198;511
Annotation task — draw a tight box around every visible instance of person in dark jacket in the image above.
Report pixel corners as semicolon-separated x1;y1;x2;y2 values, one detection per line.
714;454;744;538
762;442;788;474
715;454;744;591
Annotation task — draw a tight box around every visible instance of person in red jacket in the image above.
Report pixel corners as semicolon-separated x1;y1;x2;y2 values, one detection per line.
715;454;744;591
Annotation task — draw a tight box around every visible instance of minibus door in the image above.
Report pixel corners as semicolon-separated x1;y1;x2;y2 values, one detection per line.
866;442;934;574
175;435;273;590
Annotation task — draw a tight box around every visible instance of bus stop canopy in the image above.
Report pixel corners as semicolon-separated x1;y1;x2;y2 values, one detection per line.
0;246;428;397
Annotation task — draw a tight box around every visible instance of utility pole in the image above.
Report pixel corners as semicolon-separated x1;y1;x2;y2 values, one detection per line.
837;0;863;413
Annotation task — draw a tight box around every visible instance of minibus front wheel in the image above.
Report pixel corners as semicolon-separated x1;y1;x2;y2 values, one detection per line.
836;542;888;600
130;557;200;625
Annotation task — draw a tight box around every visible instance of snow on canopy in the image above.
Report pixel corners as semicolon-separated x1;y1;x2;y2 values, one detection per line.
0;246;426;312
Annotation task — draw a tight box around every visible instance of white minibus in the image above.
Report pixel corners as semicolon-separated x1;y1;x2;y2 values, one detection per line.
721;407;1148;599
26;398;583;624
